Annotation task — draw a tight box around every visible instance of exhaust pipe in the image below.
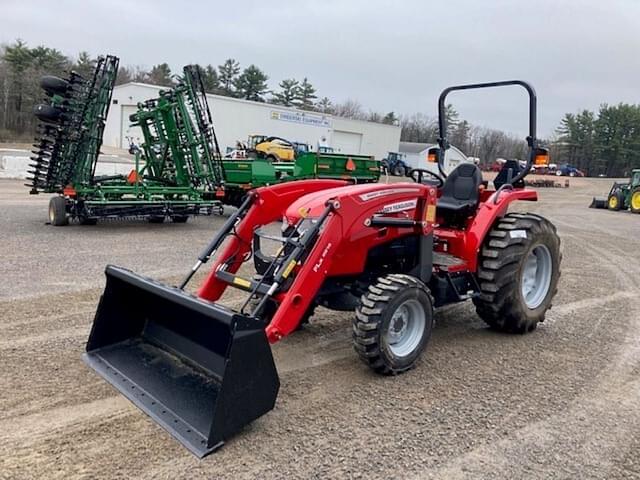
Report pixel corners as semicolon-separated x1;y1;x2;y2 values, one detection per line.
83;265;279;457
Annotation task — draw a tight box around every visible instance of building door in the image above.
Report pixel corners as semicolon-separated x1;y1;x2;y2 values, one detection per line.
332;130;362;154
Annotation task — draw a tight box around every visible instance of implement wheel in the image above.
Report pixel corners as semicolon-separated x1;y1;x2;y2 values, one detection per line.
171;215;189;223
608;191;623;211
473;213;561;333
353;274;433;375
630;188;640;214
148;215;165;224
48;196;68;226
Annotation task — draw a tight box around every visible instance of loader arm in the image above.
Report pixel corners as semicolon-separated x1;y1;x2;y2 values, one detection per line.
198;179;347;301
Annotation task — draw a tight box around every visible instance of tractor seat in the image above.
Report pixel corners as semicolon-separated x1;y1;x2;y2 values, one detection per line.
436;163;483;218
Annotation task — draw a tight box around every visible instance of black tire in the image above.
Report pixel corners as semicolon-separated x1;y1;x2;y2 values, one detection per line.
473;213;561;333
148;215;165;223
392;165;405;177
607;191;624;211
40;75;70;95
629;187;640;214
171;215;189;223
34;104;64;124
353;274;434;375
48;196;68;226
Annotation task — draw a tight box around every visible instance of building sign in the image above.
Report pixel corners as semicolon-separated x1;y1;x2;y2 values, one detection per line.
271;110;332;128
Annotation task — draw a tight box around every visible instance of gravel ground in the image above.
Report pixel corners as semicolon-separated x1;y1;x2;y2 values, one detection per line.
0;177;639;479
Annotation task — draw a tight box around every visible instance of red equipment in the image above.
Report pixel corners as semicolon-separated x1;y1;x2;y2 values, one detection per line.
83;80;561;457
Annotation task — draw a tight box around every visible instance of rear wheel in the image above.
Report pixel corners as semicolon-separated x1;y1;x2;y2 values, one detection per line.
630;188;640;214
608;191;623;211
473;213;561;333
353;274;434;375
48;196;68;226
392;165;405;177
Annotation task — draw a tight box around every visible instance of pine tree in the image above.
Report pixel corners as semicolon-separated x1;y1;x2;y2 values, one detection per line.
294;77;317;110
74;51;96;79
200;64;220;94
382;111;398;125
271;78;299;106
316;97;333;114
146;63;174;87
218;58;240;96
233;65;269;102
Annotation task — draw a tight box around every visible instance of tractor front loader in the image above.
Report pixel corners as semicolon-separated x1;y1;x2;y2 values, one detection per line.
590;169;640;213
84;80;561;457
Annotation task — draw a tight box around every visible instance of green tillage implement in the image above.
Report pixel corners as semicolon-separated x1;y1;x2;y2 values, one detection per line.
31;59;225;226
221;152;380;206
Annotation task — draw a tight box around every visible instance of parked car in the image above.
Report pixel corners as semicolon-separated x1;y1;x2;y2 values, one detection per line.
556;164;584;177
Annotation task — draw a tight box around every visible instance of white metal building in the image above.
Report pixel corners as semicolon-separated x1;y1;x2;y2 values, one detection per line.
399;141;470;174
103;83;401;160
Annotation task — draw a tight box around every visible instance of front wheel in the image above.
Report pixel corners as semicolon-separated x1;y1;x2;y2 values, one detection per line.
608;191;623;211
353;274;434;375
473;213;562;333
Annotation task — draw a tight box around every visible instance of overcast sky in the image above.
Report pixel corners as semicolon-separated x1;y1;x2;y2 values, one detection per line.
3;0;639;137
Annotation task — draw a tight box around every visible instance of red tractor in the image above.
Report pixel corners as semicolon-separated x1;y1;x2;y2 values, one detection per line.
84;81;561;457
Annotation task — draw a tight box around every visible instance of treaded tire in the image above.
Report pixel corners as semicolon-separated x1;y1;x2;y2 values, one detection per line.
148;215;165;223
392;165;405;177
608;191;624;211
630;187;640;214
171;215;189;223
353;274;434;375
473;212;561;333
48;196;68;226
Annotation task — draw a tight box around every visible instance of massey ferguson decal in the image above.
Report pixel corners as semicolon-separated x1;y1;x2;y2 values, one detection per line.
358;188;420;201
380;199;418;213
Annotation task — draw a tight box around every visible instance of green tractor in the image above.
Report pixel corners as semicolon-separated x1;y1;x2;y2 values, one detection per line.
590;169;640;213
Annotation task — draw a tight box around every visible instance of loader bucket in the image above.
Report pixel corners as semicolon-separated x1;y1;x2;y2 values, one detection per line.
590;197;607;209
83;265;279;457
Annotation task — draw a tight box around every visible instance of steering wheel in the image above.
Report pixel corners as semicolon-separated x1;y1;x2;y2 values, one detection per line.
409;168;445;188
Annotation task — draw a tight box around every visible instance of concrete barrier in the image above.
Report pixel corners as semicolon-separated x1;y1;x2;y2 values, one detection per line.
0;150;135;180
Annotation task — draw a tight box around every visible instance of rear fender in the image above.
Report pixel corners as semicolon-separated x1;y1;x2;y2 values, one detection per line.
462;188;537;271
198;180;346;301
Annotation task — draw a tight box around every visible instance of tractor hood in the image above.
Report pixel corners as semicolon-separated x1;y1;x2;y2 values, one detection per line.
284;182;424;221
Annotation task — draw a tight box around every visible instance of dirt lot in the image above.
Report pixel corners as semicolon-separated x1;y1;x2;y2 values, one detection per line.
1;176;639;479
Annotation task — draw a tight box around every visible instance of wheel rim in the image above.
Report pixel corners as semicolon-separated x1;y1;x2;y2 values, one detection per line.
609;196;618;208
384;299;426;357
632;192;640;210
521;244;553;309
48;203;55;222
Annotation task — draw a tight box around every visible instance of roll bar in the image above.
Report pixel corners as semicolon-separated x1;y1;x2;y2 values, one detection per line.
437;80;539;185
